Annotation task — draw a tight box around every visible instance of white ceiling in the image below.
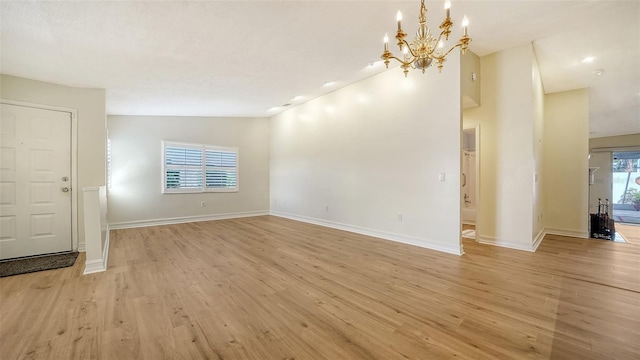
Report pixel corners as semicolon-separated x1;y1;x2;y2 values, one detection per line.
1;0;638;138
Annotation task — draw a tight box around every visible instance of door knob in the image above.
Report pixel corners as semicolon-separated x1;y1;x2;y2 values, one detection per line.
62;187;70;193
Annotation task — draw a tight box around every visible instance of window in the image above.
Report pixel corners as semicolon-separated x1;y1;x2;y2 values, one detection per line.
163;141;238;193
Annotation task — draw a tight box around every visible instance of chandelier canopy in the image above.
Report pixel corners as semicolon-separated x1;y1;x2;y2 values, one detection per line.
381;0;471;76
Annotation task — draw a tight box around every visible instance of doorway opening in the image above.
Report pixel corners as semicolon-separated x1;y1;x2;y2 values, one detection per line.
612;151;640;225
461;126;479;241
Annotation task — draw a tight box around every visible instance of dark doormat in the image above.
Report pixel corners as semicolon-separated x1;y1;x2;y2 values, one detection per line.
0;252;79;278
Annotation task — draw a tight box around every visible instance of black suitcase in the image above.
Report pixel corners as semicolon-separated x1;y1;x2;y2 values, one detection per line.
590;198;615;240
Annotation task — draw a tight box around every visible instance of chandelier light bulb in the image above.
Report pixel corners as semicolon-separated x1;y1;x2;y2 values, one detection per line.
444;0;451;18
462;15;469;35
397;10;403;22
438;40;444;49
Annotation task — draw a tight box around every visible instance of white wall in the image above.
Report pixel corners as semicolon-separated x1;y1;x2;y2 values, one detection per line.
270;56;463;255
0;74;106;249
82;186;109;274
543;89;589;237
107;115;270;227
463;44;540;250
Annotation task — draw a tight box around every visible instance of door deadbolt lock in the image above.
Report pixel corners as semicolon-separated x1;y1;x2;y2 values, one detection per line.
62;187;70;193
62;176;69;182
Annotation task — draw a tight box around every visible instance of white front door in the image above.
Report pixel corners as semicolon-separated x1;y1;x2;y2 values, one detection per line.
0;103;72;260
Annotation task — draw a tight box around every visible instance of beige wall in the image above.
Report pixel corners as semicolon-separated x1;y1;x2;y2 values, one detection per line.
461;50;481;108
107;115;270;226
589;134;640;150
270;55;463;255
464;44;540;250
0;74;106;249
543;89;590;237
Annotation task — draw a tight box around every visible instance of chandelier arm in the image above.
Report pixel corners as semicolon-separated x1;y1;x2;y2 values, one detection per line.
428;28;455;55
434;32;446;49
397;38;419;59
387;54;415;67
439;43;463;59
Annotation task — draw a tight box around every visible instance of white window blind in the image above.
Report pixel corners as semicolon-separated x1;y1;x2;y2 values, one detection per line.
205;148;238;190
163;141;238;193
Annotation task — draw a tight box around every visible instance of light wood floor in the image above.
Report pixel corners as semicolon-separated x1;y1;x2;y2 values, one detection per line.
1;216;639;359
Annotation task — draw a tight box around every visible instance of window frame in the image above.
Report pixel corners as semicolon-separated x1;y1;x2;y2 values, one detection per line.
162;140;239;194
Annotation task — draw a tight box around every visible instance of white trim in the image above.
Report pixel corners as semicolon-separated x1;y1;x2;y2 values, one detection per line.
544;227;589;239
83;228;109;275
0;99;79;253
77;243;86;252
476;235;537;252
108;210;270;230
476;228;588;253
532;228;546;251
271;211;463;256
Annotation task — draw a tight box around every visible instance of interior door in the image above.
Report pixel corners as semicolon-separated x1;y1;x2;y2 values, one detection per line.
0;103;72;260
589;152;613;216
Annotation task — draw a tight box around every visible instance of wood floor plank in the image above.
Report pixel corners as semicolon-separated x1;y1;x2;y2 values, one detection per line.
1;216;639;359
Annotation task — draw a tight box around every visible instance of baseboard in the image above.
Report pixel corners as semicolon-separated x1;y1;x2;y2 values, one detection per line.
108;210;270;230
476;234;537;252
544;227;589;239
477;228;587;252
270;211;463;256
532;228;545;251
77;243;86;252
462;220;476;226
83;228;110;275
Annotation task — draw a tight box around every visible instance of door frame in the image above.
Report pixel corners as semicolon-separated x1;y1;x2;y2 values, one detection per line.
462;123;481;242
1;99;79;252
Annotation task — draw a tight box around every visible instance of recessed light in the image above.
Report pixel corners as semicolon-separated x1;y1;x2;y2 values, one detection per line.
267;107;280;112
593;69;604;76
292;95;304;101
323;81;335;87
582;56;595;63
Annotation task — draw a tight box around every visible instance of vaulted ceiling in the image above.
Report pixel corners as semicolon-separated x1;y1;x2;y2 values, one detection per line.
1;1;638;138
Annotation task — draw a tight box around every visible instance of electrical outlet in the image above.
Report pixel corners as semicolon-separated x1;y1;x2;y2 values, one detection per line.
397;214;403;222
325;205;329;212
200;201;206;207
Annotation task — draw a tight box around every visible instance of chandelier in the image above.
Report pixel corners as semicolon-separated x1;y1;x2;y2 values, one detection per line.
381;0;471;76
